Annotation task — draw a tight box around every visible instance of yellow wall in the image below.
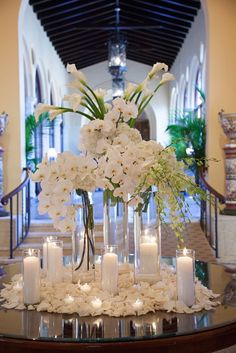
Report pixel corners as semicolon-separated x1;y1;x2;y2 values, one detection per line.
0;0;22;193
204;0;236;194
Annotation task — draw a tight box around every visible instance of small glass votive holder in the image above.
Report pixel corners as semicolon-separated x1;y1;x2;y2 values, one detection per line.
101;245;118;295
134;209;161;284
42;236;58;272
23;248;41;305
47;240;63;284
176;248;195;307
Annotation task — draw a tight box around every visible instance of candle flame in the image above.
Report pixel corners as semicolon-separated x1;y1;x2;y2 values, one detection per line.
183;247;187;256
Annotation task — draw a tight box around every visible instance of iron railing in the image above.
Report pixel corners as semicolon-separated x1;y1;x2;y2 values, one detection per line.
1;168;31;258
199;168;225;258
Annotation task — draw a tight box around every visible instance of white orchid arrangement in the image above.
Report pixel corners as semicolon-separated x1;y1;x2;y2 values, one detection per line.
32;61;205;241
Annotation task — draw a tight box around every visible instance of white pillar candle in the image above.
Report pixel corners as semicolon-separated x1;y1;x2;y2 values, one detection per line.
23;249;41;305
176;248;195;307
140;236;158;274
101;248;118;295
47;241;63;283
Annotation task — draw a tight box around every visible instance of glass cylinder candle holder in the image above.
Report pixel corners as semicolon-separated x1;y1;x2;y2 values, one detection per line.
23;248;41;305
176;248;195;307
47;240;63;284
134;200;161;284
101;245;119;295
72;206;95;284
42;236;58;272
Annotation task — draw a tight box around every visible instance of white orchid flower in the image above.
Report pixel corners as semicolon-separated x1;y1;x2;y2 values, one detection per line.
122;101;138;122
112;97;126;113
48;205;67;220
53;179;74;194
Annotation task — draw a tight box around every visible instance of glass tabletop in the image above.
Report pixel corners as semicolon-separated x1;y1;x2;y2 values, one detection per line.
0;258;236;343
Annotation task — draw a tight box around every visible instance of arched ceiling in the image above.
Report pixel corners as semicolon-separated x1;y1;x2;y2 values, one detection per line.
29;0;201;69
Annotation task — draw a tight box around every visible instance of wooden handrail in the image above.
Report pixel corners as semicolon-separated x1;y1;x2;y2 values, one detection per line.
1;168;30;206
199;168;225;204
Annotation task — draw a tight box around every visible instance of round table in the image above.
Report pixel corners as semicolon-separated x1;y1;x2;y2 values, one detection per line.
0;258;236;353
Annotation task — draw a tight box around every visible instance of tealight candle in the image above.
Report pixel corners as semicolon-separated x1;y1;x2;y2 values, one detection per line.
23;249;41;305
64;294;74;305
91;297;102;309
132;298;143;311
79;283;91;293
176;248;195;307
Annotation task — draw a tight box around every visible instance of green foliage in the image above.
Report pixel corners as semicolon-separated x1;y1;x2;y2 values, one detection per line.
166;87;206;180
166;113;206;167
25;112;49;170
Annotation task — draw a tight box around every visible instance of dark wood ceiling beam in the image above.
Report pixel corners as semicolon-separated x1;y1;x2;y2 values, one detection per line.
61;49;107;62
119;13;187;39
122;2;194;25
50;15;112;42
127;50;174;63
54;33;109;50
116;8;189;34
62;52;106;66
130;0;198;17
30;0;81;13
128;53;172;67
35;0;108;19
158;0;200;10
121;4;191;29
46;14;114;38
43;8;114;33
40;2;114;26
127;31;182;48
126;28;185;44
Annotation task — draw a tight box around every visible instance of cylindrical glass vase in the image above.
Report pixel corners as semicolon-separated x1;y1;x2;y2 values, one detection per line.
72;205;95;284
47;240;63;284
42;235;58;272
23;248;41;305
134;193;161;283
101;245;119;295
103;190;129;264
176;248;195;307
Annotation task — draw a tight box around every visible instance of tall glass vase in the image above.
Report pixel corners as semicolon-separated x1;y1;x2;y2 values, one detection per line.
134;191;161;283
103;190;129;265
71;192;95;284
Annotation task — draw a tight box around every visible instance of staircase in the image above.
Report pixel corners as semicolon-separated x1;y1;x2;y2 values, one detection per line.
0;220;104;263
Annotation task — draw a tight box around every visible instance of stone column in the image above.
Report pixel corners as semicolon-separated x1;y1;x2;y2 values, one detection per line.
219;110;236;214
